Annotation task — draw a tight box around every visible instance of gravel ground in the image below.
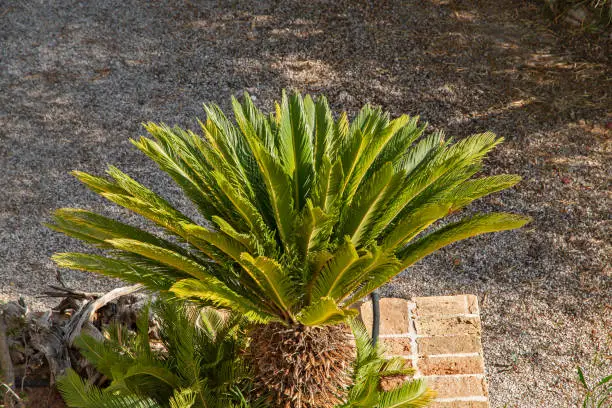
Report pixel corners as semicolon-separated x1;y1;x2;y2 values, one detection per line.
1;0;610;406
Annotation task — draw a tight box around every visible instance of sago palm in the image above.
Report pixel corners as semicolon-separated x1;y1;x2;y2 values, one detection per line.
50;91;530;407
57;302;265;408
57;302;434;408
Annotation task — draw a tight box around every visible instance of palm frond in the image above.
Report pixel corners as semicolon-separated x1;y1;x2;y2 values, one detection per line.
105;238;212;281
311;238;360;300
59;301;258;408
170;279;273;323
398;212;531;268
52;252;179;290
275;91;315;209
377;380;434;408
340;163;399;245
57;369;161;408
52;91;529;328
296;297;356;326
340;320;433;408
448;174;522;211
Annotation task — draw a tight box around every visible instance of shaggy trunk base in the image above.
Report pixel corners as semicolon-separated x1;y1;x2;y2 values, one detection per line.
249;323;355;408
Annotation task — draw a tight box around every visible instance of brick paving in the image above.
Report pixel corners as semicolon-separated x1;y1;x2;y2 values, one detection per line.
360;295;490;408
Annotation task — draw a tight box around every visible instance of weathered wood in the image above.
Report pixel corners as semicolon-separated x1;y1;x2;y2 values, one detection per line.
65;284;143;347
43;285;102;300
1;284;148;391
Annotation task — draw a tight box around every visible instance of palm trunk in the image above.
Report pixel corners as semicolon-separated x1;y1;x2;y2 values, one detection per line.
248;322;355;408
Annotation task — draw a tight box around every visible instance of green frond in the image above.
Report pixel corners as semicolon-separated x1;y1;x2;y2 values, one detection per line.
444;131;502;164
235;92;275;151
179;222;247;263
340;320;432;408
382;204;452;250
106;165;194;225
396;163;480;218
132;126;224;221
377;133;502;236
52;252;178;290
99;192;190;237
296;297;357;326
74;334;133;379
349;319;381;370
330;111;349;158
170;279;273;323
395;131;444;174
211;216;258;253
169;389;196;408
106;238;212;281
370;117;426;174
197;307;229;339
57;369;161;408
239;253;296;322
342;115;409;202
211;173;276;252
311;238;360;300
337;247;400;304
232;105;296;248
47;208;189;254
71;170;126;195
107;363;182;401
340;163;400;245
61;300;257;408
312;157;345;213
449;174;522;211
398;212;532;269
295;200;331;261
339;127;368;201
276;91;315;209
312;95;334;171
377;379;435;408
343;261;401;308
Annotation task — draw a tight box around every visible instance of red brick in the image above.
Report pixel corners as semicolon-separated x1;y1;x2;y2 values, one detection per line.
415;316;481;336
359;295;490;407
417;335;482;355
382;337;414;356
467;294;479;314
358;301;375;336
424;375;487;398
360;298;410;335
380;374;411;391
418;356;485;375
414;295;470;316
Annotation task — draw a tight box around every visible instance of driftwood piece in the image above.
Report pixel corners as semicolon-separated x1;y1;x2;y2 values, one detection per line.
65;284;142;347
43;285;102;301
0;283;149;398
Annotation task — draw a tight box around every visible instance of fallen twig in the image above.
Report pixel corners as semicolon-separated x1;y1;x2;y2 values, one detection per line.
1;382;25;408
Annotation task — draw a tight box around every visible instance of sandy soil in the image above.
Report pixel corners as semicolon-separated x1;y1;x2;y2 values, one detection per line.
0;1;610;406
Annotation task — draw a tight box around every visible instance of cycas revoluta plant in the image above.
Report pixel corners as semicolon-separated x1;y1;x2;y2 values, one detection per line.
57;302;264;408
56;302;434;408
50;91;530;407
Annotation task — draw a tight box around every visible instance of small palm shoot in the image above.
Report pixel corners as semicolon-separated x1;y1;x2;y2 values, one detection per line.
50;91;530;407
56;305;433;408
576;366;612;408
340;320;434;407
57;302;264;408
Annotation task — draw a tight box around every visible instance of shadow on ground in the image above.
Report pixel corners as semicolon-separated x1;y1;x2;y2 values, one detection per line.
0;1;610;406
